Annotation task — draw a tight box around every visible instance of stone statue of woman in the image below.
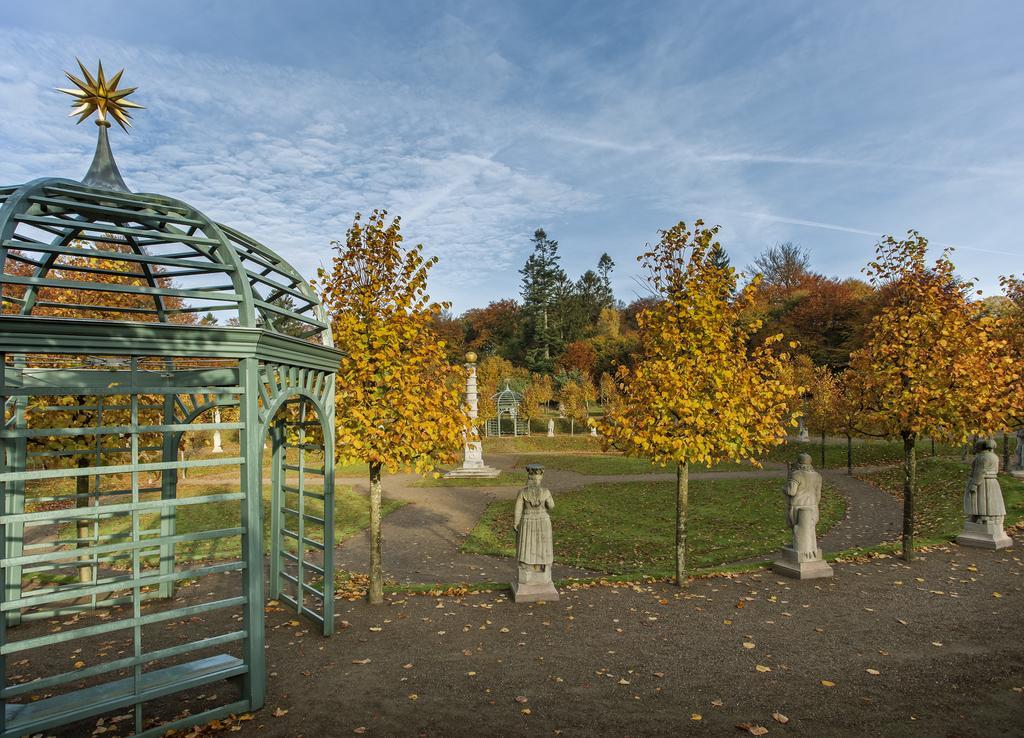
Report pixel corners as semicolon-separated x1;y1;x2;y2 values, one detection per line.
958;438;1013;549
511;464;559;602
773;453;833;579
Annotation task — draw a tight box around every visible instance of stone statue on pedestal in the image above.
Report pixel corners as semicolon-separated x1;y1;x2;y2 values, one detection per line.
773;453;833;579
958;438;1013;549
1013;429;1024;475
511;464;559;602
547;419;555;437
445;352;500;479
589;425;598;437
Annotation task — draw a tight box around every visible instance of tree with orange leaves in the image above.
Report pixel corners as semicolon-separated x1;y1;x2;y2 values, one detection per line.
850;233;1019;560
316;210;469;603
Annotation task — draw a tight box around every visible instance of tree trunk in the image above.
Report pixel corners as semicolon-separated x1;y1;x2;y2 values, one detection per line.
570;419;574;436
820;430;826;468
76;457;93;584
846;433;853;476
1003;431;1010;472
930;436;935;457
368;461;384;604
675;461;689;587
901;431;916;562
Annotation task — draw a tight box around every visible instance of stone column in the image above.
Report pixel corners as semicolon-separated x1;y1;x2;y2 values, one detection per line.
445;352;500;478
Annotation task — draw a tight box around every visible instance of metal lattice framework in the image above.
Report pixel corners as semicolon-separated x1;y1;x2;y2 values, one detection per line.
0;118;341;737
485;381;530;437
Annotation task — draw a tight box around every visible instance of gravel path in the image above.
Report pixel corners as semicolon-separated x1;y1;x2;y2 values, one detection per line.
30;544;1024;737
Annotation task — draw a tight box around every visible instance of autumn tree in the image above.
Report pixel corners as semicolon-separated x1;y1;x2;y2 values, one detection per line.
597;220;800;585
849;233;1019;560
462;299;522;358
802;363;839;467
521;373;554;420
316;210;469;603
559;377;596;435
555;340;598;379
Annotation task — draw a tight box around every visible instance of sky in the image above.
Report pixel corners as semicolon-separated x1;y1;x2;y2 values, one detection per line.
1;1;1021;312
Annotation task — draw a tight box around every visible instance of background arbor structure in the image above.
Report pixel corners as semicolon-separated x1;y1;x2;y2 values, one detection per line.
0;68;340;738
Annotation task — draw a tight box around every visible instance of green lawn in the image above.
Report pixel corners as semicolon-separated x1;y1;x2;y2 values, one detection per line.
461;477;845;575
484;437;961;476
856;457;1024;540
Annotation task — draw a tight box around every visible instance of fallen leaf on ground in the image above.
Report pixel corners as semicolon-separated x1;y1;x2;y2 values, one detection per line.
353;728;366;734
743;642;756;649
515;696;529;704
352;658;371;665
820;680;835;688
772;712;789;724
691;713;702;721
272;708;288;718
866;668;880;676
408;693;418;701
755;665;772;673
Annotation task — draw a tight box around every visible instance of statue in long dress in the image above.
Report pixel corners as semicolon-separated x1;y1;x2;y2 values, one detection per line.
958;438;1013;549
773;453;833;579
1015;429;1024;471
511;464;559;602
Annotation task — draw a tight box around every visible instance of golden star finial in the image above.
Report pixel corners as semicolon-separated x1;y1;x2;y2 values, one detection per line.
57;59;144;132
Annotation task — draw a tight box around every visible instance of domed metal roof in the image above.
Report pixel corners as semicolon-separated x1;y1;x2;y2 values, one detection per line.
0;93;330;345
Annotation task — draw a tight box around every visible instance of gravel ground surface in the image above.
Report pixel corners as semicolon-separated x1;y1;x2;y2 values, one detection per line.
23;543;1023;737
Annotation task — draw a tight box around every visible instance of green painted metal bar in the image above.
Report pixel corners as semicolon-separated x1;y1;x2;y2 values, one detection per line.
269;421;284;601
0;455;244;483
0;273;242;303
238;356;266;710
13;213;222;245
158;392;177;600
1;595;246;656
1;420;243;439
2;238;232;272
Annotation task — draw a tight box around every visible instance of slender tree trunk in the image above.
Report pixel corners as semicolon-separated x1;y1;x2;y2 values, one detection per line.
930;436;935;457
76;457;92;584
675;461;689;587
820;430;826;468
846;433;853;476
570;419;574;436
901;430;916;562
1003;431;1010;472
368;461;384;604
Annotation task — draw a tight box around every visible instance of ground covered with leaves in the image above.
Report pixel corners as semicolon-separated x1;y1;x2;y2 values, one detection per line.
460;478;846;574
31;544;1023;737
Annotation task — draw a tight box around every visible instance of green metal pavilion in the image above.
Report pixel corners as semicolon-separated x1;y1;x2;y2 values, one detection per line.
1;65;341;737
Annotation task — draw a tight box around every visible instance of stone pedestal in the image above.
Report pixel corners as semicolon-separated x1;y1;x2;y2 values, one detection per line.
772;546;833;580
445;441;500;478
957;520;1013;550
512;564;558;602
1011;470;1024;480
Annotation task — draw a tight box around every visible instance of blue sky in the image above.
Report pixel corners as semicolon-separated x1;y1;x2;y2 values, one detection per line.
1;1;1021;311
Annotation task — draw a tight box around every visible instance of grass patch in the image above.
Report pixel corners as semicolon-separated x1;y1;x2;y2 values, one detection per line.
483;435;603;454
461;477;845;574
856;457;1024;539
412;471;527;488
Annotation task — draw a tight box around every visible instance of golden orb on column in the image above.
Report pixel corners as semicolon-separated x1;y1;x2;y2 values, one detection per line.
465;351;478;364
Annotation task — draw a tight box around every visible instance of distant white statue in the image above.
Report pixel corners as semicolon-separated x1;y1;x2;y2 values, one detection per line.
589;426;598;437
212;407;224;453
547;418;555;437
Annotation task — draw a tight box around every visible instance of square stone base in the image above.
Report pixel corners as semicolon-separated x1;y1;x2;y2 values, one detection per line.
1011;470;1024;480
772;558;834;580
957;521;1013;550
511;580;559;603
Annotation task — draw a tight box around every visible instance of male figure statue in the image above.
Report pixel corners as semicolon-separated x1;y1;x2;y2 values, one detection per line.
773;453;833;579
958;438;1013;549
511;464;559;602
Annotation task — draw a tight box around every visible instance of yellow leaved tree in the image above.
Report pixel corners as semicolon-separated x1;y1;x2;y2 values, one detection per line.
596;220;800;585
850;233;1019;560
316;210;469;603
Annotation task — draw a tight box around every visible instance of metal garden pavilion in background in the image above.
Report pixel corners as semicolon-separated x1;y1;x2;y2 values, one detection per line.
0;62;341;737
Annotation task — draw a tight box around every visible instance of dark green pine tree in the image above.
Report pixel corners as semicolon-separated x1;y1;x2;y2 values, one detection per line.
520;228;568;371
709;243;730;271
596;252;616;308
